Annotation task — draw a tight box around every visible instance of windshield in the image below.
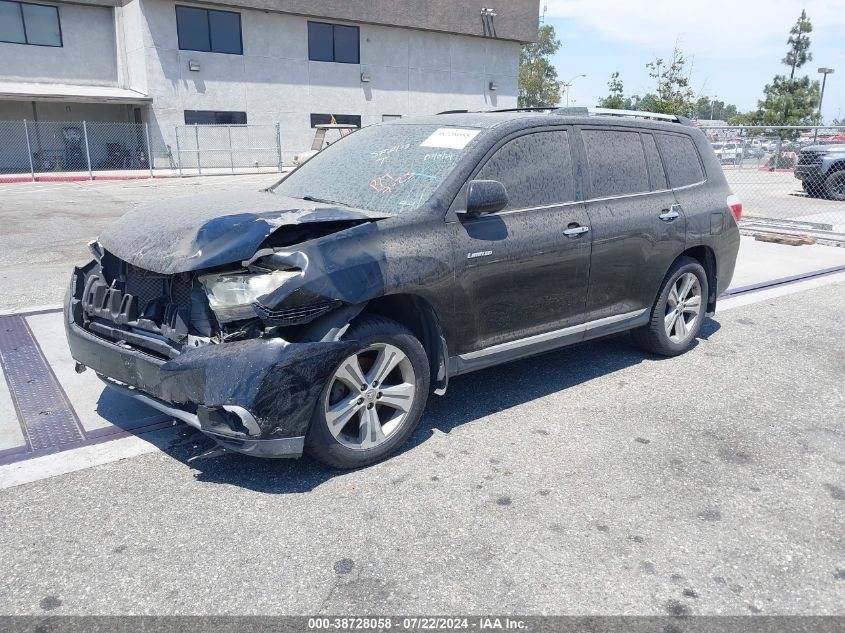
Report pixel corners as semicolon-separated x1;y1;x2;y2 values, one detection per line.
272;123;483;213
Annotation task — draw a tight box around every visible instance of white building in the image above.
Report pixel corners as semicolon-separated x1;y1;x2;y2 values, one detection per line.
0;0;538;165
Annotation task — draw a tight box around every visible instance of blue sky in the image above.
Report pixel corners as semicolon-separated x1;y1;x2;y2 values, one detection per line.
544;0;845;122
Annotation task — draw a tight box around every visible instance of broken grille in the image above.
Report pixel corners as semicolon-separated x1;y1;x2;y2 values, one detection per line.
124;265;193;314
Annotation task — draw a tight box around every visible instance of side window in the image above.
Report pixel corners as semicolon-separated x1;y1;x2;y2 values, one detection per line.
641;133;668;191
655;133;705;188
581;129;649;198
475;131;574;210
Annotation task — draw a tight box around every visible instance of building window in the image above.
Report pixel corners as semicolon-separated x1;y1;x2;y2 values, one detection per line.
0;0;62;47
176;5;242;55
308;21;359;64
184;110;247;125
310;113;361;128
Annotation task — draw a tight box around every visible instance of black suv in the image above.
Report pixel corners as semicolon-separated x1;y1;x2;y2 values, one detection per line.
65;108;741;468
794;143;845;200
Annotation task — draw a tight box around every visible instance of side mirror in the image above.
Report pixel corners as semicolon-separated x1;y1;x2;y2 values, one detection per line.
464;180;509;217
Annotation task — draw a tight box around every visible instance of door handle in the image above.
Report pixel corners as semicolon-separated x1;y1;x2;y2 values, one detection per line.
658;208;680;222
563;225;590;237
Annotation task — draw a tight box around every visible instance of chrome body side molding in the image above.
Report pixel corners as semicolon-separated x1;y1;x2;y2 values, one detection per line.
449;309;649;376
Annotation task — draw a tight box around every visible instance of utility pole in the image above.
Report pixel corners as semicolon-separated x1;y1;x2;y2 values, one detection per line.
814;67;835;142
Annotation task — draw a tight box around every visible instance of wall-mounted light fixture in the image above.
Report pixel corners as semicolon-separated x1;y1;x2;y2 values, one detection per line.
188;60;201;72
489;81;498;91
481;7;497;37
360;71;371;83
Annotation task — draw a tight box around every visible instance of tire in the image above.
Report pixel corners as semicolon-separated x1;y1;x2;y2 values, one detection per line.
632;256;709;357
305;314;430;469
824;171;845;202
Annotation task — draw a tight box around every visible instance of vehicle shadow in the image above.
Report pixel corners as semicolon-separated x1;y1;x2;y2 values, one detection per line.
175;318;722;493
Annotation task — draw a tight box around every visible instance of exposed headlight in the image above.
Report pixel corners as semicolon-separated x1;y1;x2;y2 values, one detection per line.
199;269;300;322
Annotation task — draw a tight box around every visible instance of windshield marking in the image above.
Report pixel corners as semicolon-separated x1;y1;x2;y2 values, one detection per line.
369;172;436;194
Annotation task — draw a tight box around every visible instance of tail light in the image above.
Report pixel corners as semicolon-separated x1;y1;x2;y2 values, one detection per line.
727;194;742;222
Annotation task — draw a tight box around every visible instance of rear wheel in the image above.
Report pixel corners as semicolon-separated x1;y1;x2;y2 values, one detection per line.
305;315;429;469
824;171;845;201
632;257;708;357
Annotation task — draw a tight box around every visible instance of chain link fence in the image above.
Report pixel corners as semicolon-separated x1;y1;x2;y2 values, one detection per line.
698;125;845;235
173;124;282;175
0;120;283;181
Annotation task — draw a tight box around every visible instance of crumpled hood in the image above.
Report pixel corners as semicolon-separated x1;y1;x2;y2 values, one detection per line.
97;190;391;274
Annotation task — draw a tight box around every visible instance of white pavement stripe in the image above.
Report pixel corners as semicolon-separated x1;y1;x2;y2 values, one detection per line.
0;304;62;316
0;362;26;454
25;312;165;434
0;426;180;490
718;272;845;312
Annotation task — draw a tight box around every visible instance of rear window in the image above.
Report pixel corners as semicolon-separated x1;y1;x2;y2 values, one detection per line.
582;129;649;198
656;133;705;188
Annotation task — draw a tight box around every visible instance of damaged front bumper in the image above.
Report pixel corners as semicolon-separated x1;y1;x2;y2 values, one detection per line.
65;262;355;458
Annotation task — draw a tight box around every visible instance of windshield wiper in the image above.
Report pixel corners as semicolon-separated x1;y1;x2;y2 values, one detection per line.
301;195;349;207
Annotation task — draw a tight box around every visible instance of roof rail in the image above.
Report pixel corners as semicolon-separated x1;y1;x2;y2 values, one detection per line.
439;106;693;126
554;107;693;125
488;106;559;113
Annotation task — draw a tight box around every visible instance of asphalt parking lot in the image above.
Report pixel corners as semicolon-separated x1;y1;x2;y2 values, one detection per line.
0;176;843;616
0;282;843;615
0;174;280;310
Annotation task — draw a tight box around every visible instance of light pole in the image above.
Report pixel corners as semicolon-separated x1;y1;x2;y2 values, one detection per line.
814;67;835;142
562;74;586;107
710;96;718;120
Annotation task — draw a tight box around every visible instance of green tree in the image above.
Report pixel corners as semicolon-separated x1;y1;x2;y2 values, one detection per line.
518;25;563;108
692;97;739;121
598;72;632;109
751;10;820;137
636;94;661;112
645;43;695;115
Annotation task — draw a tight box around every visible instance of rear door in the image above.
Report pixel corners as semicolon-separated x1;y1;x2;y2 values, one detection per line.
451;128;592;351
578;127;686;321
654;132;709;243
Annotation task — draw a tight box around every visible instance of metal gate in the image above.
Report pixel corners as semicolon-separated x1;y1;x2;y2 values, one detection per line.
173;124;282;175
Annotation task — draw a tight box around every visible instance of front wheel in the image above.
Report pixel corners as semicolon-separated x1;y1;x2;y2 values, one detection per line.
824;171;845;201
632;257;708;357
305;315;430;469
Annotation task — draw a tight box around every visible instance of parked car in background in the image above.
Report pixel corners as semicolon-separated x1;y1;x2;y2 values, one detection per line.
794;143;845;200
712;142;740;165
742;142;764;159
65;108;741;468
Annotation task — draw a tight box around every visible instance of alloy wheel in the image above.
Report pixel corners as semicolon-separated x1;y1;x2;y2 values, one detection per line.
323;343;417;450
664;272;702;343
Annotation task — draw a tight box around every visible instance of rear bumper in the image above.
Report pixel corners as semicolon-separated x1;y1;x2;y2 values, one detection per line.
65;263;355;458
